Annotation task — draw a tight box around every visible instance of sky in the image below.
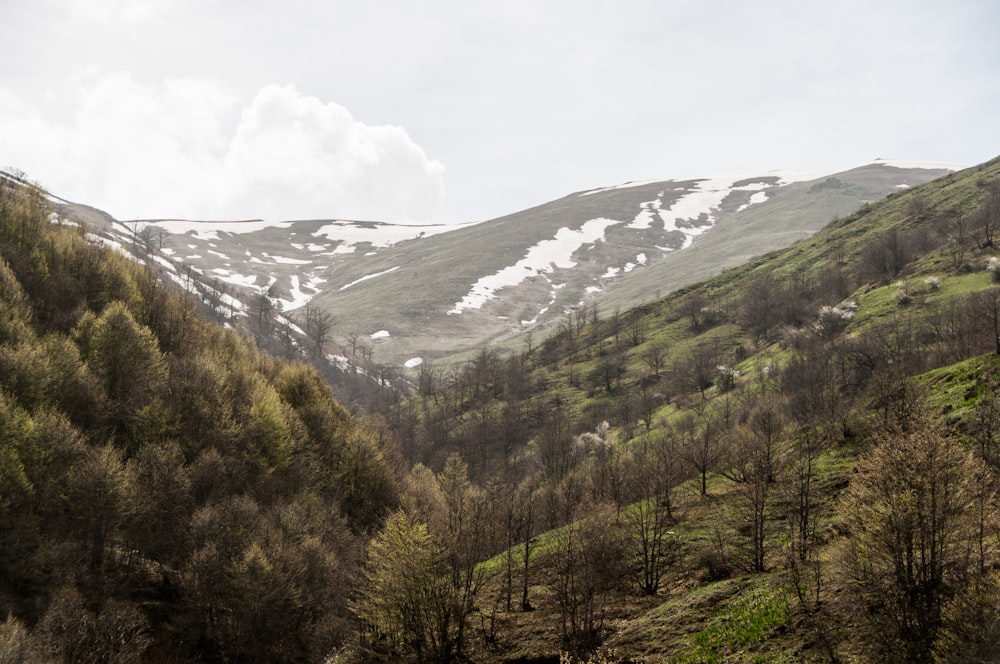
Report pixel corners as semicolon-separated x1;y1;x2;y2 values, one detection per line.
1;0;998;224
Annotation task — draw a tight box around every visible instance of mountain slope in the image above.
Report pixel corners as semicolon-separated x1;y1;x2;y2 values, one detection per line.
370;154;1000;662
52;161;954;370
0;175;401;662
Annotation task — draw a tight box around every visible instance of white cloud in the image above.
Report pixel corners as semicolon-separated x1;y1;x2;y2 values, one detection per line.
223;84;444;222
0;74;445;223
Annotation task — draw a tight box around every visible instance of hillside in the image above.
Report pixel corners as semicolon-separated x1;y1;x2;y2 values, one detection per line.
3;155;1000;663
49;161;953;371
365;155;1000;662
0;177;401;662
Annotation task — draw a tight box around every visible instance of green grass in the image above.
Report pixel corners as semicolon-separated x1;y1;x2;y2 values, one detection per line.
917;353;1000;425
607;579;794;664
678;586;793;664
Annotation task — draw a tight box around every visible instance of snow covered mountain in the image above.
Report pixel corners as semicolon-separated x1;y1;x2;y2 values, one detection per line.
45;160;957;369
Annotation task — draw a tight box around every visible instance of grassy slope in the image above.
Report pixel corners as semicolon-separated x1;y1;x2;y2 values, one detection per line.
451;156;1000;662
599;163;954;312
313;166;950;366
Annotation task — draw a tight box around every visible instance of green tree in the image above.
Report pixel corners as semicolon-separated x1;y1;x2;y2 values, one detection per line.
933;572;1000;663
842;420;990;662
124;441;193;568
74;301;167;445
64;444;134;587
353;510;442;662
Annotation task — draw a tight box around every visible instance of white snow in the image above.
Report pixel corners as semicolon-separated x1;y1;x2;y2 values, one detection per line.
313;220;464;250
896;184;911;189
651;176;749;249
262;252;312;265
210;268;259;288
737;191;769;213
585;286;602;294
371;330;390;339
448;217;620;314
278;273;328;312
291;242;330;252
143;219;293;241
627;199;661;230
152;254;177;272
339;266;400;291
404;357;424;368
86;233;131;257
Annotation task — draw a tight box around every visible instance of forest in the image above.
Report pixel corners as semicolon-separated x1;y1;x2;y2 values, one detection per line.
3;156;1000;663
0;177;400;662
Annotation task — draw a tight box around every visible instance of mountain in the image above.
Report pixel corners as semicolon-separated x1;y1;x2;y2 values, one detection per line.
367;154;1000;662
3;154;1000;663
49;160;955;371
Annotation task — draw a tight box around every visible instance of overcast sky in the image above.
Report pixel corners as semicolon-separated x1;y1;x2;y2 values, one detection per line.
1;0;997;224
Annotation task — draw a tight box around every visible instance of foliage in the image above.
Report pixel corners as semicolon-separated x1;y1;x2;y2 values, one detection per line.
0;176;400;662
5;157;1000;662
842;415;991;662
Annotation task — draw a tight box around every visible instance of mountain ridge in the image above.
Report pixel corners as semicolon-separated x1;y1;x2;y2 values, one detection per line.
39;160;955;375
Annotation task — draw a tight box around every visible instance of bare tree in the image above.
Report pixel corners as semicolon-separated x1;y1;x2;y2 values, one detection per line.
972;287;1000;356
974;182;1000;249
642;342;667;379
303;306;333;359
623;429;683;595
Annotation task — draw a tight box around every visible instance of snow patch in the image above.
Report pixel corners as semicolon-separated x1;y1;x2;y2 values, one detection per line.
86;233;131;257
656;176;742;249
340;266;400;291
313;220;463;251
278;273;328;311
210;268;259;288
627;199;661;229
143;219;293;241
370;329;390;339
262;252;312;265
737;191;769;213
404;357;424;368
152;254;177;272
448;217;620;314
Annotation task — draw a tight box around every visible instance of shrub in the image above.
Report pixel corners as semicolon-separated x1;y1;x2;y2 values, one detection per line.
988;257;1000;283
